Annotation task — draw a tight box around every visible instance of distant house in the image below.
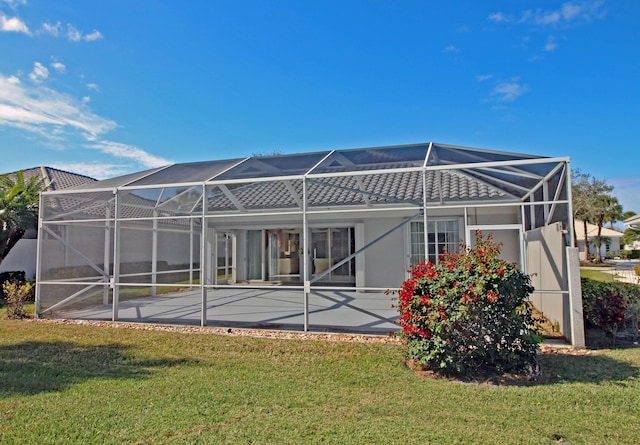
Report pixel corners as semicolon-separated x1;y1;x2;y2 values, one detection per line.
624;214;640;230
623;214;640;250
0;167;95;279
574;220;624;260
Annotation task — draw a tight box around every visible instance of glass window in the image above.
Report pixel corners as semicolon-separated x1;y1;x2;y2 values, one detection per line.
410;220;459;265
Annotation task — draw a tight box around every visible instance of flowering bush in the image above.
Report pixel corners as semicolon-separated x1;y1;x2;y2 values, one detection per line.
394;232;540;378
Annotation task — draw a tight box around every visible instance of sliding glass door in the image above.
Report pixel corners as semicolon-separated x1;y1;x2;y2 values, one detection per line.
311;227;355;284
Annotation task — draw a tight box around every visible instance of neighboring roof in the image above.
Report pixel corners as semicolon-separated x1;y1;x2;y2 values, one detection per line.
4;166;96;191
624;214;640;228
574;221;624;239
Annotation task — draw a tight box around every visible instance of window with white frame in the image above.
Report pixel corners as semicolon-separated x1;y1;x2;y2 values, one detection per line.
410;220;459;265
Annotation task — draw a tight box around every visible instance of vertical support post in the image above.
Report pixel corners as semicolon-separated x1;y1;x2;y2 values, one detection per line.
151;210;158;297
200;184;208;327
529;195;536;230
34;193;45;318
103;205;111;305
422;168;429;262
302;176;309;331
566;246;585;347
231;232;237;283
543;181;549;223
355;223;364;288
566;164;576;248
189;218;194;289
520;204;528;275
112;190;121;322
463;207;469;247
212;228;217;285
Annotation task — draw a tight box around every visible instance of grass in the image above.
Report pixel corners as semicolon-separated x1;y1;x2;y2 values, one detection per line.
580;268;618;282
1;320;640;444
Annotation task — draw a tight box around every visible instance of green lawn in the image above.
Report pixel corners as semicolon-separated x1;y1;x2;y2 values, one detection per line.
1;320;639;444
580;268;618;282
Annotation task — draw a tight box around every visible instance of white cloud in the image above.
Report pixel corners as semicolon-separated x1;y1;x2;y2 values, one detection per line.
442;44;459;53
40;21;61;37
488;12;508;23
86;83;99;91
536;10;562;25
66;24;103;42
29;62;48;83
544;36;558;51
0;73;116;139
1;0;27;9
0;72;170;170
50;61;66;72
475;74;494;82
2;14;103;42
491;79;529;102
489;1;606;27
50;162;129;180
66;24;82;42
0;13;29;33
89;141;170;169
84;29;103;41
81;96;91;103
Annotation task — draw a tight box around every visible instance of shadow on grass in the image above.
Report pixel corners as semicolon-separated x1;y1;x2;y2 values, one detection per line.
538;352;639;385
0;341;195;397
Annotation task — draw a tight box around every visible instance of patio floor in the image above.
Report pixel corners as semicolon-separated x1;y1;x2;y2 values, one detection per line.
54;287;400;335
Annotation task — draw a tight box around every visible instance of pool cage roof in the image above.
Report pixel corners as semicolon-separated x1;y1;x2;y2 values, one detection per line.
41;142;571;228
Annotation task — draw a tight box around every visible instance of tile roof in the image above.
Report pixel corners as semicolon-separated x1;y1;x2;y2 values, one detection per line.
574;220;624;239
4;166;96;191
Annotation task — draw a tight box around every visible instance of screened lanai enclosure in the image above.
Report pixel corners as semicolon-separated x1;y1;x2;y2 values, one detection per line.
35;142;584;345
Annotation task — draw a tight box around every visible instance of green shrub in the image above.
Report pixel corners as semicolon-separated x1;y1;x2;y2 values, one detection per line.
2;280;33;319
0;271;26;298
394;232;539;379
581;277;640;344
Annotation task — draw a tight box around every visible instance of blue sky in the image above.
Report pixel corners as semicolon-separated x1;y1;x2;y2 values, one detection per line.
1;0;639;213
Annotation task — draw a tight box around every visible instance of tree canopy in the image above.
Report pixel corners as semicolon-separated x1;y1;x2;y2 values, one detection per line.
0;172;42;261
571;170;621;262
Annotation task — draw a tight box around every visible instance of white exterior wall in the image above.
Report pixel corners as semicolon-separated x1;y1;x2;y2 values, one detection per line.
361;216;408;289
0;239;38;279
577;237;622;261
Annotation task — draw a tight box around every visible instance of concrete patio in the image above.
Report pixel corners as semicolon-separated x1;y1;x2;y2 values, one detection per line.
54;287;400;335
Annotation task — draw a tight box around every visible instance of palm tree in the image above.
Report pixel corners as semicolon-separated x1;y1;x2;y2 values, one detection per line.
604;196;623;229
0;172;43;261
571;170;616;263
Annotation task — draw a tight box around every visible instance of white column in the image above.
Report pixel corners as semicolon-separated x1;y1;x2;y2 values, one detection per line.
103;205;111;305
567;246;585;347
200;184;207;327
151;210;158;297
302;177;309;331
112;190;121;321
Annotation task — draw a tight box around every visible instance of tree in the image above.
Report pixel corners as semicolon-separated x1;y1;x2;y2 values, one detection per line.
622;228;640;249
604;196;624;230
571;170;615;263
593;194;622;262
0;172;42;262
621;211;639;250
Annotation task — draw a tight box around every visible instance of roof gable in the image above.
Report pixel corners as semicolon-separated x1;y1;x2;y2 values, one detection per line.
4;166;96;191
